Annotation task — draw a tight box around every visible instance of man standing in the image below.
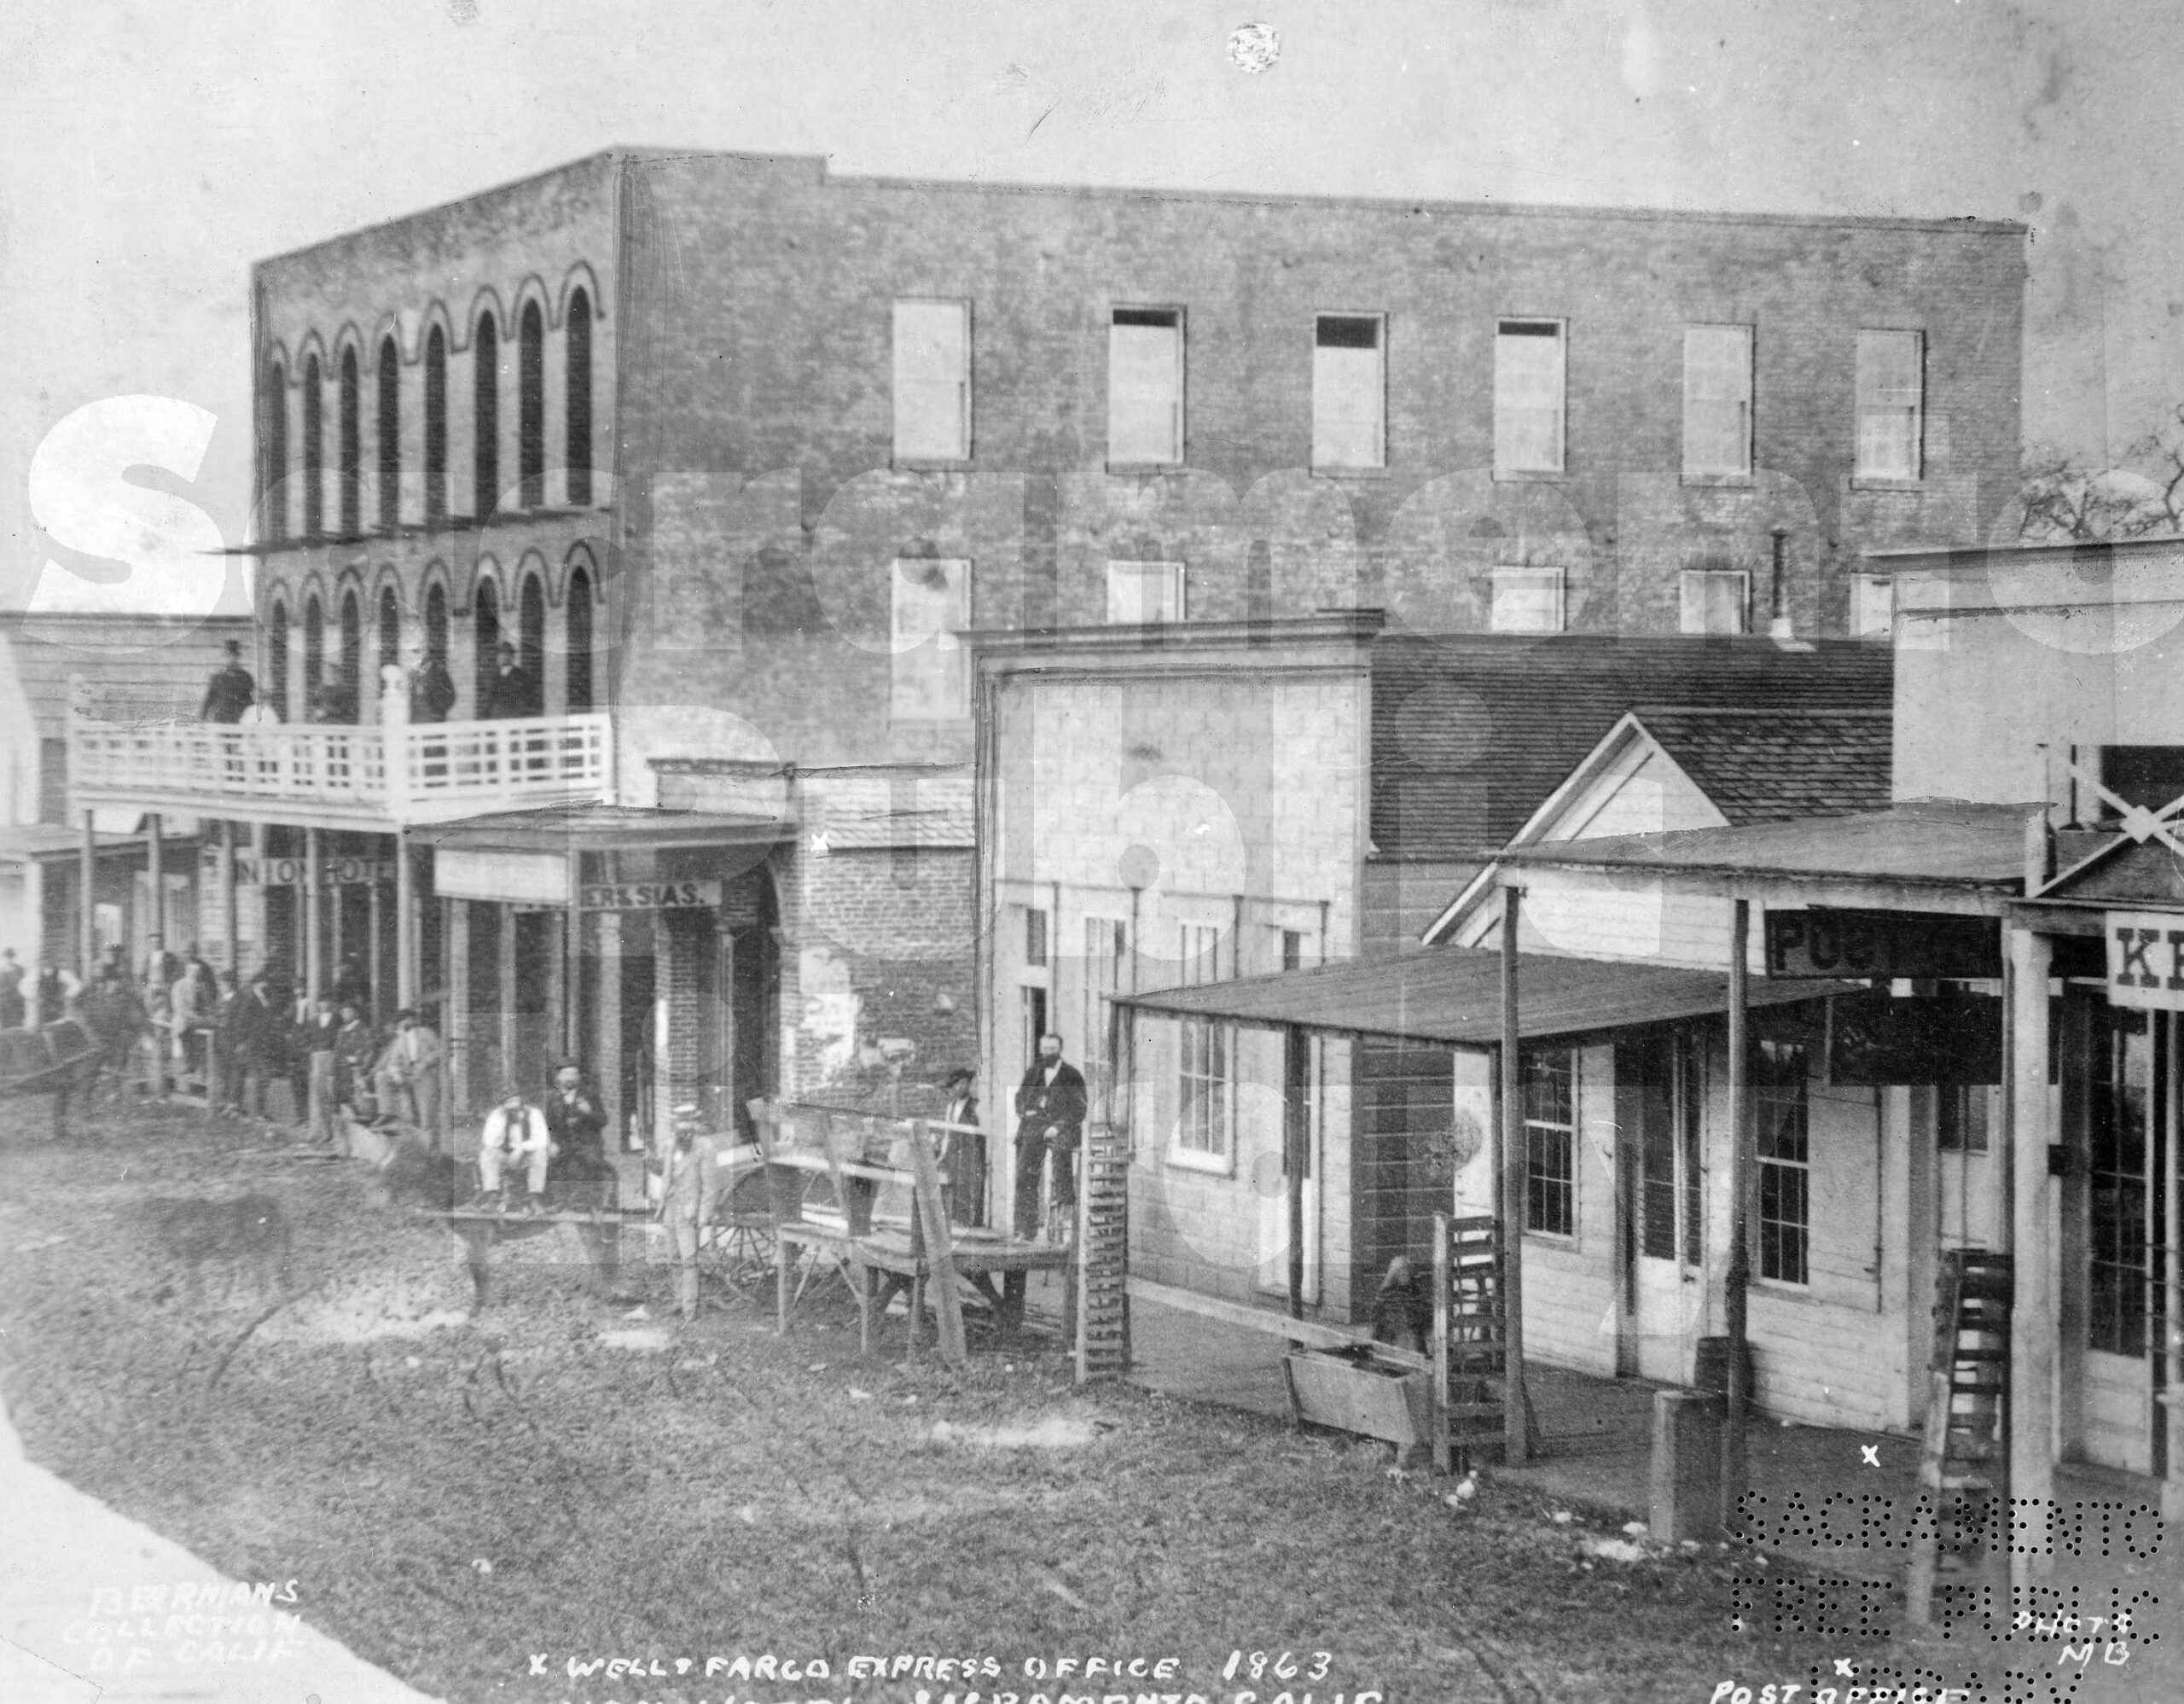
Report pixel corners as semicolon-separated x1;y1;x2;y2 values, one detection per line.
0;948;25;1029
222;970;278;1116
543;1060;611;1182
940;1065;984;1227
483;641;542;719
372;1007;444;1137
476;1086;550;1214
331;999;379;1122
140;933;181;1000
410;645;459;724
1013;1033;1087;1244
296;994;340;1143
657;1104;724;1323
200;640;256;723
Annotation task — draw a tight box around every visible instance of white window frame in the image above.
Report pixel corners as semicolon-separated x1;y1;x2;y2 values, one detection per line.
1850;573;1896;641
888;557;971;721
1312;312;1386;471
1106;559;1186;625
892;300;971;463
1679;568;1751;637
1855;329;1925;484
1171;922;1234;1170
1521;1046;1577;1239
1082;916;1127;1102
1493;318;1566;477
1107;306;1183;468
1682;324;1754;480
1754;1040;1811;1288
1489;565;1566;634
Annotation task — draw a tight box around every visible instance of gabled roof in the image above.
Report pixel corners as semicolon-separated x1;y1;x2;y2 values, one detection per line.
1369;634;1894;860
1629;706;1891;825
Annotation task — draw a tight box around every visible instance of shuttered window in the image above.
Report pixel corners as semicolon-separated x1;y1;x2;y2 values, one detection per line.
1108;308;1182;465
892;300;970;462
1312;314;1385;469
1493;319;1565;475
1856;329;1924;481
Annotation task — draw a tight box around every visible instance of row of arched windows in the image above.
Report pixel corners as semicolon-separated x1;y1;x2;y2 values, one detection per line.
261;561;595;724
263;288;593;543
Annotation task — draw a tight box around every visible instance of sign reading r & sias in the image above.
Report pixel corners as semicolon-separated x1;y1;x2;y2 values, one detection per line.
579;881;721;911
2107;910;2184;1010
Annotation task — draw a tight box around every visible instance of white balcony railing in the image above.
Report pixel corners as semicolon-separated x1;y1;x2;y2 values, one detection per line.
69;711;616;829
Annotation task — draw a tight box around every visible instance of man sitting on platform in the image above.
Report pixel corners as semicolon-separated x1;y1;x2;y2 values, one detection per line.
543;1059;611;1182
475;1085;551;1215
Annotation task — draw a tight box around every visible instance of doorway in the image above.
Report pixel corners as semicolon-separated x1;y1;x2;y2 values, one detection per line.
729;875;780;1138
1618;1030;1705;1384
2080;1003;2168;1475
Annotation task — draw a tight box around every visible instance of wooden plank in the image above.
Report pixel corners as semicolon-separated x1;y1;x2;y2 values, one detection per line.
907;1120;966;1366
1125;1276;1426;1365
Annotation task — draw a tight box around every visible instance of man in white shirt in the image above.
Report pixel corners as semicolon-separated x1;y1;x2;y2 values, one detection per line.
372;1007;444;1139
476;1086;550;1214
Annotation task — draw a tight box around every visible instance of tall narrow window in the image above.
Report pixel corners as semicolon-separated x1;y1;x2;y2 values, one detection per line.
1682;324;1753;478
1494;319;1565;476
264;361;288;542
1522;1048;1577;1236
339;590;362;720
378;586;401;684
424;327;447;525
338;346;361;536
1855;329;1925;482
566;288;592;507
565;567;594;712
474;313;499;520
520;572;545;691
1083;917;1126;1103
1105;560;1185;624
302;355;323;537
1680;567;1751;636
1025;907;1048;969
1312;313;1385;470
303;596;324;702
473;579;500;710
2089;1007;2152;1356
376;336;400;532
1176;922;1232;1159
519;301;544;507
1107;307;1182;466
267;602;289;717
1755;1039;1811;1285
426;584;450;672
890;558;971;721
892;300;971;462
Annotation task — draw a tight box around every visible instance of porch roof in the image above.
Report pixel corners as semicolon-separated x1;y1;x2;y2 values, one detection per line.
1113;946;1855;1047
411;804;790;855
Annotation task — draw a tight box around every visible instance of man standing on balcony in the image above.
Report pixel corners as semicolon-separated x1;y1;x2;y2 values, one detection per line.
483;641;541;719
199;641;255;723
410;644;458;724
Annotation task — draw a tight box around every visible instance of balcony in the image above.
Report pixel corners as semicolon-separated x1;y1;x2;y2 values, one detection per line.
68;711;616;831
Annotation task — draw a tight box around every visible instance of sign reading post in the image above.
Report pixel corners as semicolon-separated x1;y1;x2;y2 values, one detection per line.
2106;910;2184;1011
1764;909;2001;980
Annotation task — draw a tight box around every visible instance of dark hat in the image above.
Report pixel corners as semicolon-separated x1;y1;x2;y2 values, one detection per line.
394;1006;418;1021
497;640;517;656
944;1066;976;1087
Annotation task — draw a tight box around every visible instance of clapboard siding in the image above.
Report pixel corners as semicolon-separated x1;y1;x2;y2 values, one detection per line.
1362;858;1479;951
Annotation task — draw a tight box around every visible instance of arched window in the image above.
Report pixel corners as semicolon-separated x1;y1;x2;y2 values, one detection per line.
340;590;363;720
267;600;290;717
304;596;324;707
565;566;594;712
426;583;450;668
425;326;447;525
566;288;592;507
473;578;500;711
264;360;288;542
302;355;323;538
376;336;400;532
339;347;360;537
519;301;544;508
520;573;546;695
378;585;401;685
474;311;498;521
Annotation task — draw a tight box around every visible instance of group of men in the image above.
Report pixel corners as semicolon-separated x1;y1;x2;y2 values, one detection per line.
199;635;542;728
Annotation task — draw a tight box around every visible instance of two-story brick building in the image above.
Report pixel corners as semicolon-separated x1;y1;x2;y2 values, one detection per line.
67;149;2022;1166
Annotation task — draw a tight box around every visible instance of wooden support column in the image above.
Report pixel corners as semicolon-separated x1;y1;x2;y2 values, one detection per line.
147;812;164;952
1284;1023;1308;1323
596;910;624;1148
1722;899;1753;1523
395;834;417;1009
78;810;96;975
498;902;518;1093
1500;887;1531;1465
367;864;384;1017
565;852;583;1056
2007;927;2053;1576
447;899;472;1118
303;826;324;1001
218;821;238;977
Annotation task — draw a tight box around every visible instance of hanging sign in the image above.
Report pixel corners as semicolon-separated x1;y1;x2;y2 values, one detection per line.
1764;908;2001;980
2106;910;2184;1011
579;881;721;910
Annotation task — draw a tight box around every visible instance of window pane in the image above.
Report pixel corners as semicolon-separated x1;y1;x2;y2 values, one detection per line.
1313;316;1383;469
1680;571;1748;636
1109;313;1182;464
1490;567;1564;633
1106;561;1185;624
1855;330;1923;480
893;300;969;461
1494;321;1564;475
889;558;970;720
1682;325;1752;476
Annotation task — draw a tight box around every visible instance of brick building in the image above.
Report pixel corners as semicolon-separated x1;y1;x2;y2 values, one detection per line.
67;150;2019;1172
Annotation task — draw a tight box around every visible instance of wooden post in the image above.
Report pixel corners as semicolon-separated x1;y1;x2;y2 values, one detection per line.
2007;927;2053;1578
304;826;324;1002
147;811;164;954
1285;1024;1308;1322
1500;887;1530;1465
218;820;238;978
1432;1210;1453;1474
565;851;582;1057
78;810;96;977
395;833;417;1009
1722;899;1752;1526
367;864;384;1019
908;1119;967;1365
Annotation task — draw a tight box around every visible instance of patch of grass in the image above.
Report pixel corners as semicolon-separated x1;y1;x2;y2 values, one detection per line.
0;1105;1906;1702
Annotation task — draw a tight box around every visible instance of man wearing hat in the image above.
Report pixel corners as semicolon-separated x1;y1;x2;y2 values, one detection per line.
657;1105;724;1321
200;639;256;724
372;1007;444;1137
543;1059;610;1181
483;640;542;720
940;1066;985;1227
476;1085;551;1214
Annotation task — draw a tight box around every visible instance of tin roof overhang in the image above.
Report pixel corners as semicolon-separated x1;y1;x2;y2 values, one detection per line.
412;805;791;855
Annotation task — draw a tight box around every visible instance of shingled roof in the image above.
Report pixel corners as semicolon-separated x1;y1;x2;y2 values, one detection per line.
1368;633;1893;859
1629;705;1891;824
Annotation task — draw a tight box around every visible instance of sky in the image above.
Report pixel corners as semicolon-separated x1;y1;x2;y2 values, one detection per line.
4;0;2180;616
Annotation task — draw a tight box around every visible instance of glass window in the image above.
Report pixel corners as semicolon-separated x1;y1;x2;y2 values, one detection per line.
1108;307;1182;465
473;313;499;520
1490;566;1565;633
302;355;322;538
1313;314;1385;470
892;300;971;462
566;288;593;506
1177;922;1231;1158
264;361;288;542
338;347;360;537
1683;324;1753;478
889;558;971;721
1025;906;1048;968
1107;560;1185;625
1522;1047;1576;1236
376;337;400;532
1856;329;1925;481
424;326;447;525
1756;1039;1810;1286
519;301;545;507
1494;319;1565;475
1680;569;1750;636
1083;917;1126;1102
2089;1007;2152;1357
